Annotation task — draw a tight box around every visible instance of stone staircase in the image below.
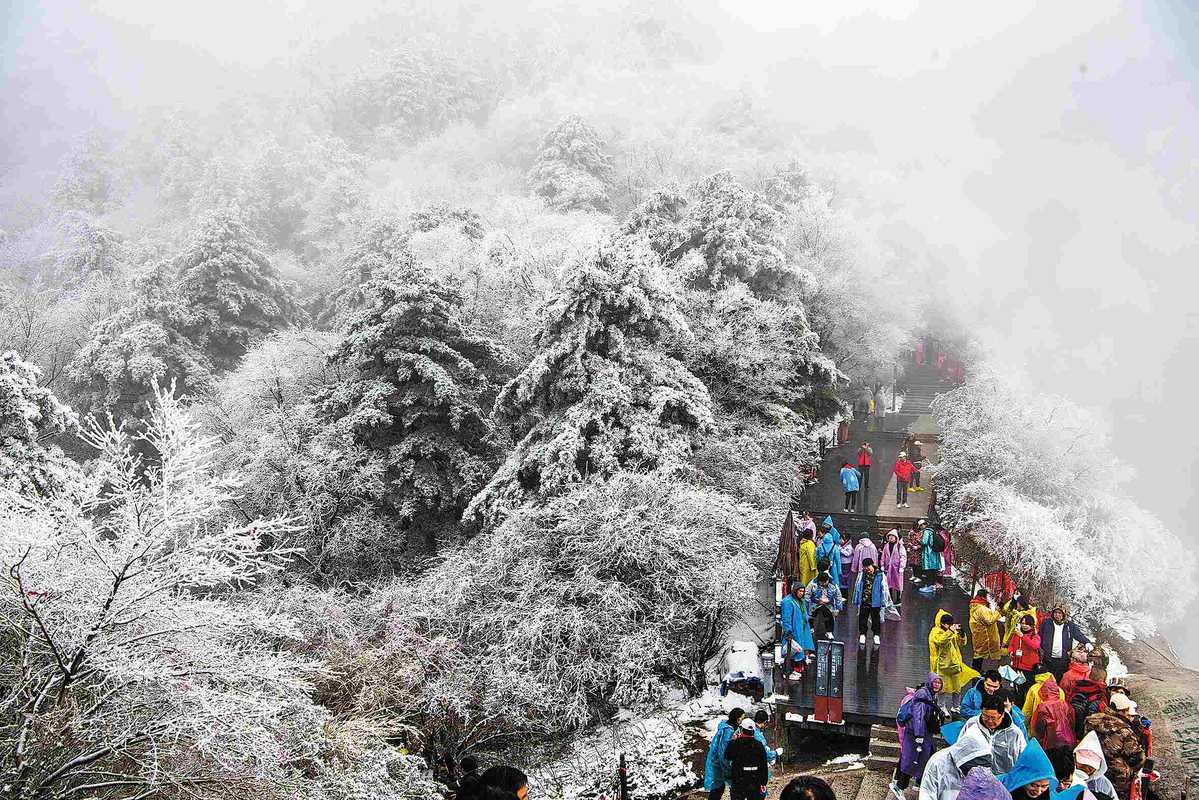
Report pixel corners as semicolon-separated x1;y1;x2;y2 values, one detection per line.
866;724;900;772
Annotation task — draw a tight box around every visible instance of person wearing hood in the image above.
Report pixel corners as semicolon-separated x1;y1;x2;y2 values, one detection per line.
919;524;944;590
1039;608;1092;682
841;461;862;513
780;580;815;678
958;691;1028;776
894;452;915;508
970;589;1006;671
798;528;819;591
957;768;1014;800
1000;740;1060;800
852;558;895;645
919;721;994;800
705;708;746;800
1073;732;1117;800
723;718;770;800
880;529;907;604
839;533;855;593
1084;693;1145;799
930;611;981;706
1059;652;1093;700
806;571;844;641
1023;671;1066;723
894;673;944;797
817;519;843;588
1002;596;1038;647
1031;677;1077;751
851;534;879;590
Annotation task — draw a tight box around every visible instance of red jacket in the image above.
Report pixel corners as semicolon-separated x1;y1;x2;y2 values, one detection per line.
858;450;872;467
1059;661;1091;699
894;458;914;481
1008;630;1041;672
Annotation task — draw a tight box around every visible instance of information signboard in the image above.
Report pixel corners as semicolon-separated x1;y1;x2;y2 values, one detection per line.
812;639;845;723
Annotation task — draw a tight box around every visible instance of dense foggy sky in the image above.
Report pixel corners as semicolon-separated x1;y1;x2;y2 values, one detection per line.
3;1;1197;658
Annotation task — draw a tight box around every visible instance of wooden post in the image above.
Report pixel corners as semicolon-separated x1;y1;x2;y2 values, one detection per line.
618;752;629;800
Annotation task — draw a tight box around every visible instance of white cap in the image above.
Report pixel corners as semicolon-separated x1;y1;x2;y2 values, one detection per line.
740;718;756;731
1110;693;1137;714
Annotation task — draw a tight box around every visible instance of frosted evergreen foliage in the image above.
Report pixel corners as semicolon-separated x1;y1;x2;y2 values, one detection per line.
0;351;78;496
684;284;838;426
320;266;511;546
467;238;714;521
177;210;300;371
625;172;790;296
68;264;214;417
528;115;615;213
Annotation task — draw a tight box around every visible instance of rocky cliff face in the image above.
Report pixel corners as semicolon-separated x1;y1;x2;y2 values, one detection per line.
1119;635;1199;797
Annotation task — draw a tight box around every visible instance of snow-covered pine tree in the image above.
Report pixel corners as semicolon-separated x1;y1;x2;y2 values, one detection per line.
466;237;714;522
320;206;485;327
319;216;415;327
177;209;300;371
68;263;214;419
622;184;690;257
527;115;615;213
0;351;78;495
319;265;511;552
50;211;126;284
684;284;838;427
624;172;791;297
680;170;790;295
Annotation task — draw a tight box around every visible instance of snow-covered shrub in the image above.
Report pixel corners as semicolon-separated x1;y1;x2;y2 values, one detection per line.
933;363;1193;634
412;471;770;734
0;388;429;799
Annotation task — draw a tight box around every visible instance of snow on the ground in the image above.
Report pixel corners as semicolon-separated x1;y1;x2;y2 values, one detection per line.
1105;645;1129;680
529;715;695;800
533;683;775;800
823;753;866;770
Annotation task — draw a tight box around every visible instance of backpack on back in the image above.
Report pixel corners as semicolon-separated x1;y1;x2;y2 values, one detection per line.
931;532;948;553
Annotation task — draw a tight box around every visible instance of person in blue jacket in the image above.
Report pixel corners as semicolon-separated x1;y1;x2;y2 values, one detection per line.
1000;739;1086;800
704;709;777;800
817;519;843;588
705;708;744;800
806;571;844;641
960;671;1029;737
840;461;861;512
1038;607;1092;682
780;581;815;678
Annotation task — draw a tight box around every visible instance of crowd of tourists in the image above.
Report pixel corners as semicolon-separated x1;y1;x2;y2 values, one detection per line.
775;513;956;661
771;507;1158;800
893;592;1157;800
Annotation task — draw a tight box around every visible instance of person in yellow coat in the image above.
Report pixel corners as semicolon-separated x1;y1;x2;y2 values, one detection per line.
929;610;980;709
968;589;1006;670
798;529;819;589
1001;595;1038;646
1021;669;1065;721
